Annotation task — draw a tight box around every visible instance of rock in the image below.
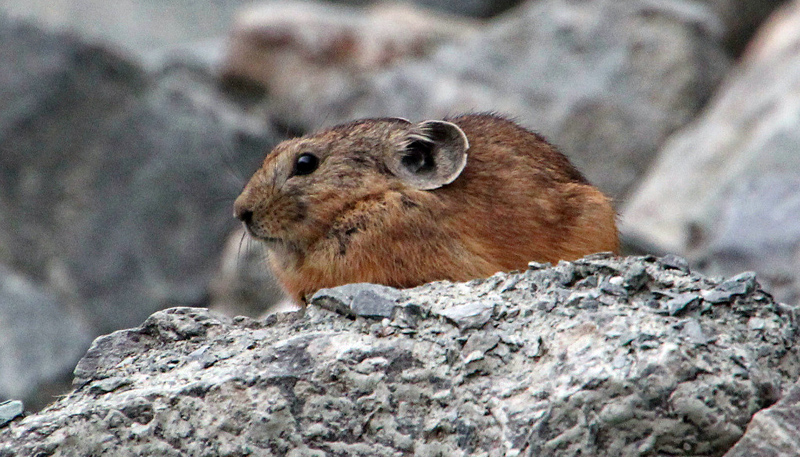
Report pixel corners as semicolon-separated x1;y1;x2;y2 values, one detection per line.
0;15;145;281
0;0;519;60
0;401;23;428
219;1;479;105
703;271;759;304
0;265;92;411
705;0;790;55
408;0;524;18
659;253;691;273
0;16;284;334
312;283;404;319
665;292;702;316
0;0;257;56
220;0;735;200
621;1;800;304
435;300;495;330
723;379;800;457
1;255;797;456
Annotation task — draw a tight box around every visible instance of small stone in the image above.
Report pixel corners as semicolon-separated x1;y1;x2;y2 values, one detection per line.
437;301;494;330
351;289;398;319
311;283;402;319
527;261;551;271
623;264;649;291
461;333;500;356
555;261;576;286
681;318;708;345
666;293;701;316
747;318;766;331
600;279;627;296
0;400;24;427
659;254;690;273
89;377;131;395
522;337;544;358
535;296;558;312
702;271;758;304
500;275;523;292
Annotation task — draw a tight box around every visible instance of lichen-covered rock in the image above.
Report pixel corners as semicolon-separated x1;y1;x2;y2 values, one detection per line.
1;255;797;456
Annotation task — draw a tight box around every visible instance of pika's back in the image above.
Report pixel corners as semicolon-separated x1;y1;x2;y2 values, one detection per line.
235;113;619;303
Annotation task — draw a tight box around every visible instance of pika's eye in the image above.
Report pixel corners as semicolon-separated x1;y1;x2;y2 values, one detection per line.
293;153;319;176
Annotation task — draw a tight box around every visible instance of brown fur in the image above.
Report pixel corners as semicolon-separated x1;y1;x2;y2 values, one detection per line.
234;114;619;303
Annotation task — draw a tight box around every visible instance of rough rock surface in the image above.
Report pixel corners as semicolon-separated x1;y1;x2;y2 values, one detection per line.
621;1;800;305
220;0;734;200
723;379;800;457
0;265;92;410
1;255;797;456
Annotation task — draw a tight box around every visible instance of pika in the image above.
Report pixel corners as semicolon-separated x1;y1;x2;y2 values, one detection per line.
234;114;619;303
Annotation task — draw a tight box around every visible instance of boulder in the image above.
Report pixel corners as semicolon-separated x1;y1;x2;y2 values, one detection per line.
621;1;800;304
0;265;92;411
1;255;797;456
0;18;285;332
704;0;790;54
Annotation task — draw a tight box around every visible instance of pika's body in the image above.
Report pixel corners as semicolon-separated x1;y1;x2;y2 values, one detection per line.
234;114;619;303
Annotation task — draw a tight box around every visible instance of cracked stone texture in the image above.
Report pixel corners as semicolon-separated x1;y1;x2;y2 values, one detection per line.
1;255;798;457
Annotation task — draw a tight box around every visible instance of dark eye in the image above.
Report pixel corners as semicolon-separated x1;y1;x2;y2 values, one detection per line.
293;153;319;176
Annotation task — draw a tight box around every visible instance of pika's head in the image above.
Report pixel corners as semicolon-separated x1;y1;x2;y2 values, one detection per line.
233;118;469;251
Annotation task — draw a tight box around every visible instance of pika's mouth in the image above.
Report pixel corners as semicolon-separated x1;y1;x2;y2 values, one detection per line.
242;223;283;245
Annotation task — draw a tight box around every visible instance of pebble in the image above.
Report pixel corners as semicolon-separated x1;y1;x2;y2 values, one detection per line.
0;400;24;427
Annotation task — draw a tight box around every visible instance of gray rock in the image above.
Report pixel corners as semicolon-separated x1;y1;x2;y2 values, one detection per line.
703;271;759;303
435;300;495;330
659;253;691;273
0;265;92;411
0;17;284;334
621;1;800;304
0;401;23;428
665;292;702;316
723;379;800;457
0;0;518;61
705;0;790;55
312;283;404;319
0;0;259;56
1;256;797;456
407;0;523;18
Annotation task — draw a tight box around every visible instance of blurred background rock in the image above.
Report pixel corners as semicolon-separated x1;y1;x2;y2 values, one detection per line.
0;0;797;412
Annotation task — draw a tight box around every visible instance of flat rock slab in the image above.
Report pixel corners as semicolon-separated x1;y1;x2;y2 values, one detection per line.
1;255;798;457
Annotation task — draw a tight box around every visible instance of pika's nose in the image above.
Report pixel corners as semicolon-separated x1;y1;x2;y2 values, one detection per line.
233;197;254;225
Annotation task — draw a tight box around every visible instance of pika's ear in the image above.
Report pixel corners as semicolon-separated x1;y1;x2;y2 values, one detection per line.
386;120;469;190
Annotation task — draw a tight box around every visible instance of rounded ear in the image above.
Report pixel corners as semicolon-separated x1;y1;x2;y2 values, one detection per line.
386;120;469;190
